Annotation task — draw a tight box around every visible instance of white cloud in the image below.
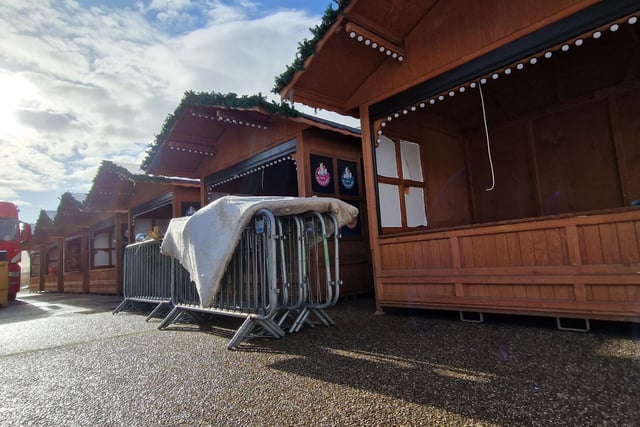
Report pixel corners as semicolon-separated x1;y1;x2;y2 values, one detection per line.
0;0;329;223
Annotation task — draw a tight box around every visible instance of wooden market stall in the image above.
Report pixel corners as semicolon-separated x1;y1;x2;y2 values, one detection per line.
143;92;373;296
43;238;63;293
28;245;43;293
81;161;201;295
276;0;640;324
48;193;92;294
28;163;201;296
27;209;57;293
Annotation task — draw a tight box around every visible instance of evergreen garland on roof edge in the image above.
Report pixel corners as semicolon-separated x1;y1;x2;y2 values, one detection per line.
272;0;350;95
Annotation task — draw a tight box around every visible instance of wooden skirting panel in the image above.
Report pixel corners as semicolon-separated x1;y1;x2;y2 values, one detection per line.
377;209;640;321
43;275;59;292
29;277;41;293
88;269;118;294
63;272;84;293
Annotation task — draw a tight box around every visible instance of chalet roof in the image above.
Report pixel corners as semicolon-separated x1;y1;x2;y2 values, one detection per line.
275;0;640;117
275;0;428;116
142;90;360;179
83;160;197;212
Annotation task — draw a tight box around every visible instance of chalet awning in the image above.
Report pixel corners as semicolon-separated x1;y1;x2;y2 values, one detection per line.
145;105;275;179
204;139;297;193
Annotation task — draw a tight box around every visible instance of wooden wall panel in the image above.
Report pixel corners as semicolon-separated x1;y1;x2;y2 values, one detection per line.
585;284;640;303
465;122;536;223
617;221;640;264
381;282;456;301
376;209;640;321
462;283;574;301
29;249;43;293
458;228;568;268
380;238;452;270
533;100;622;214
63;272;84;293
29;277;41;293
578;220;640;265
612;88;640;203
43;274;59;292
422;128;471;229
89;269;117;294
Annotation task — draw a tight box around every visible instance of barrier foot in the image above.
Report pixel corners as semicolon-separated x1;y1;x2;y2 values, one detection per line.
290;308;310;333
311;309;335;326
158;306;181;330
112;299;131;315
145;301;171;322
227;318;259;349
227;317;287;349
258;319;286;338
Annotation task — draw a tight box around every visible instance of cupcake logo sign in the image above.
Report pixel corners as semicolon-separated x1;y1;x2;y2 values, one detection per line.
341;166;354;190
315;162;331;187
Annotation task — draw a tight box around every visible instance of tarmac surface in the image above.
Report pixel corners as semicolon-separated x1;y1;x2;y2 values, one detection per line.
1;288;639;426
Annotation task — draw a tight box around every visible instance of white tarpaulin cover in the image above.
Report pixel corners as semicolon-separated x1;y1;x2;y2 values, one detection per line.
160;195;359;308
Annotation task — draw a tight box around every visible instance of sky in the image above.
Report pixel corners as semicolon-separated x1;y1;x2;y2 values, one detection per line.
0;0;356;225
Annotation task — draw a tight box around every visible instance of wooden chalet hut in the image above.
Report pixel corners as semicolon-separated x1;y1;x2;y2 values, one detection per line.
28;210;58;293
81;160;200;295
142;91;373;296
52;193;91;293
276;0;640;325
28;211;47;293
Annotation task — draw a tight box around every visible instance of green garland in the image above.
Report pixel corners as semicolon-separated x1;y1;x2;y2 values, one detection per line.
272;0;350;95
32;209;55;243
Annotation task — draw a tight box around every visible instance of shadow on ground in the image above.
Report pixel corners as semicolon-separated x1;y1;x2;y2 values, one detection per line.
234;296;640;426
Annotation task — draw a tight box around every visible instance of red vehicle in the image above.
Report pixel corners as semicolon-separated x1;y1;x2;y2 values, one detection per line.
0;201;31;301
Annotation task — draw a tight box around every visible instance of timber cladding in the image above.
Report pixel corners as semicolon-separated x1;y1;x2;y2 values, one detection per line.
62;272;84;293
377;209;640;321
29;276;41;293
88;268;117;294
43;274;59;293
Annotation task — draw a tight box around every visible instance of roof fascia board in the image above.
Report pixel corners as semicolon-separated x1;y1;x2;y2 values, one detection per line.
204;138;297;187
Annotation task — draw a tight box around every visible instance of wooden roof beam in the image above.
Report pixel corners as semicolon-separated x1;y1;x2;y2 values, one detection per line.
215;109;271;130
344;22;406;62
167;140;217;157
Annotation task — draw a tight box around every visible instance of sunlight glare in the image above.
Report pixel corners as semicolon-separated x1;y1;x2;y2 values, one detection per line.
0;73;38;136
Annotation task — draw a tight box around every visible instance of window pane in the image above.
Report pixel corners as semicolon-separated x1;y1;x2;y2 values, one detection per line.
378;183;402;227
94;230;110;248
376;136;398;178
400;139;423;182
405;186;428;227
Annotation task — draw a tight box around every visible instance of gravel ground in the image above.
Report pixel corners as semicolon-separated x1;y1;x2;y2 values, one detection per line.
0;291;639;426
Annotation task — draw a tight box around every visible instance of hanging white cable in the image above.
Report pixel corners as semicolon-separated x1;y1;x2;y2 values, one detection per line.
478;83;496;191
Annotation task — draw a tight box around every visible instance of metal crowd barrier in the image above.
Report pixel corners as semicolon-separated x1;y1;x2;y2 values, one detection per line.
286;211;341;333
158;208;343;349
113;239;173;321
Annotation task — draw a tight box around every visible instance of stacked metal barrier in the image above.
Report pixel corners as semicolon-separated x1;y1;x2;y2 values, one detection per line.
287;211;341;333
113;239;173;321
158;208;342;349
